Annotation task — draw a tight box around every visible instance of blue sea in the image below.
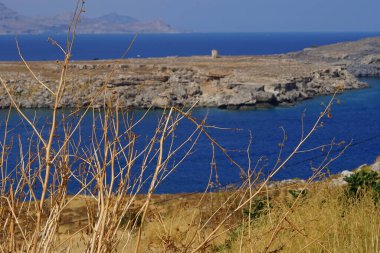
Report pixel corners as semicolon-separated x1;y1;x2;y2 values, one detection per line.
0;33;380;194
1;32;380;60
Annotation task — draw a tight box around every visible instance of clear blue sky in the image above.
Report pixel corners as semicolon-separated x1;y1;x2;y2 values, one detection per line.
2;0;380;32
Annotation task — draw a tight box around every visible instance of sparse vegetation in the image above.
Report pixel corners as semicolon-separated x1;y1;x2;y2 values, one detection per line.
344;168;380;203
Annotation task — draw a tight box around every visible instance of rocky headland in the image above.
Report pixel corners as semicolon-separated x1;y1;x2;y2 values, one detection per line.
289;36;380;77
1;37;380;109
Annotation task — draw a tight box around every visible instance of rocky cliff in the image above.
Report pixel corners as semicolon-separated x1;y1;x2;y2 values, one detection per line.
4;35;380;109
0;56;365;109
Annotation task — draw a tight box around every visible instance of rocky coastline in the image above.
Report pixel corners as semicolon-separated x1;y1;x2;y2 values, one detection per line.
1;37;380;109
289;37;380;77
269;156;380;190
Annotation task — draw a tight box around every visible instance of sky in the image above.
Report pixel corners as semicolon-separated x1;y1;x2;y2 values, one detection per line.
1;0;380;32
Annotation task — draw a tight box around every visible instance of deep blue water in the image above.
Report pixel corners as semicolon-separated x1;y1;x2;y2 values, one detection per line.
161;78;380;192
0;78;379;194
0;32;380;60
0;33;379;194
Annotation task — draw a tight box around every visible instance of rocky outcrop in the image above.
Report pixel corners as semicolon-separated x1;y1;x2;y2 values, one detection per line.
201;67;363;109
330;158;380;187
289;37;380;77
0;56;366;109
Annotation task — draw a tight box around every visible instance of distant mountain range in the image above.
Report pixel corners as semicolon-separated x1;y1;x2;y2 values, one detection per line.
0;2;176;34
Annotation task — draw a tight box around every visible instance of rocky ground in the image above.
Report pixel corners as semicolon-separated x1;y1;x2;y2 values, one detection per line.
1;36;380;109
289;36;380;77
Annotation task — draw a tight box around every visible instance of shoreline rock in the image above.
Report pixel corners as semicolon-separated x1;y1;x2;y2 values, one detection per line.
268;158;380;189
289;37;380;77
0;55;367;109
2;36;380;109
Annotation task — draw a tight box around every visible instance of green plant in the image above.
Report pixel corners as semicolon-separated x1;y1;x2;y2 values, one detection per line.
344;169;380;202
243;196;272;220
289;189;308;199
213;223;244;253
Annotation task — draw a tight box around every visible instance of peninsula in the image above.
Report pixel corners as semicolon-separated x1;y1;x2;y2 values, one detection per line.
1;37;380;109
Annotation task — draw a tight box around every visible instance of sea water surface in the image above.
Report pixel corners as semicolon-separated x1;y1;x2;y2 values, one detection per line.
0;33;379;193
1;32;380;60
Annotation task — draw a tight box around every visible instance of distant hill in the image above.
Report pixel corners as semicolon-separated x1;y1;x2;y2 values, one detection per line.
0;2;176;34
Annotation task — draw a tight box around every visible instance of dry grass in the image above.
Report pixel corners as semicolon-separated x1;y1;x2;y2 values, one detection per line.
5;181;376;253
226;182;380;253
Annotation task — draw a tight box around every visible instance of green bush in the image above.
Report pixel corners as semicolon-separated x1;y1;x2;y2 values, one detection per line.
344;169;380;202
243;196;272;220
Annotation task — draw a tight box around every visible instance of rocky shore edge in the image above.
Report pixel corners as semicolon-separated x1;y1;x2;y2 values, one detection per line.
269;157;380;190
0;36;379;109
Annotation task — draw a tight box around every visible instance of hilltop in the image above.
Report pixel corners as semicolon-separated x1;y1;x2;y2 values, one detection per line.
0;2;176;34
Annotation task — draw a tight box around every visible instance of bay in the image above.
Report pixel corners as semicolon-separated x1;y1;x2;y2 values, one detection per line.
0;78;379;193
0;33;379;194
